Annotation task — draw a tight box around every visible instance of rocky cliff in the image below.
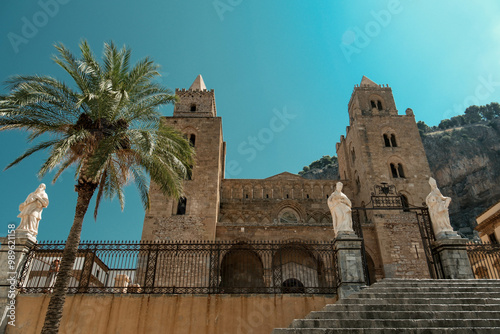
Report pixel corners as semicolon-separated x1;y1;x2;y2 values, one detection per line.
420;119;500;237
300;119;500;238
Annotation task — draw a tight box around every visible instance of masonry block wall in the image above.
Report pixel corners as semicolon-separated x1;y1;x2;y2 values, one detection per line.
142;82;224;241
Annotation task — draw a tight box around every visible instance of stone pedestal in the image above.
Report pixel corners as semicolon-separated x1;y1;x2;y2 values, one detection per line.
0;234;37;331
432;237;474;279
334;233;366;299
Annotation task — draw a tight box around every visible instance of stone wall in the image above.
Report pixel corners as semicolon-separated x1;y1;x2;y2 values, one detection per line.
372;211;429;278
8;294;336;334
217;174;341;241
142;116;224;241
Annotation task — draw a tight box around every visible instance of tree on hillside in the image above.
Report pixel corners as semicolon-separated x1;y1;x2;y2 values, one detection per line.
0;41;194;333
299;155;337;175
464;105;482;123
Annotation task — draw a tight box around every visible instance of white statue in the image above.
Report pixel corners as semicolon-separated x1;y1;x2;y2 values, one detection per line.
17;183;49;237
328;182;354;235
425;177;455;237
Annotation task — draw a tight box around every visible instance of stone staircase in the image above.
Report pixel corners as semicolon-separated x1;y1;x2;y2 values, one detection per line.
272;279;500;333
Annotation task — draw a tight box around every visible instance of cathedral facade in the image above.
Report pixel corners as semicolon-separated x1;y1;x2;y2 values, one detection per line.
141;75;433;281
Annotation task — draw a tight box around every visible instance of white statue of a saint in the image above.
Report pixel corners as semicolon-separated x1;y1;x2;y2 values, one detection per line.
17;183;49;238
328;182;355;235
425;177;455;238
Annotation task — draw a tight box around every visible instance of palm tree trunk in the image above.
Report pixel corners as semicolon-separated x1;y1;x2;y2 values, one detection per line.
40;182;97;334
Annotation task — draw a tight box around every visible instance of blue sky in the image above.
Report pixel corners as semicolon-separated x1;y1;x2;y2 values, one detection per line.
2;0;500;241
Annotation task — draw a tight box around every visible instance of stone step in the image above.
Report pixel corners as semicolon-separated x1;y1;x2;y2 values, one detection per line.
321;303;500;313
339;297;500;305
272;279;500;333
289;319;500;329
351;291;500;299
305;310;500;320
373;280;500;287
376;279;500;283
272;328;500;334
362;286;498;293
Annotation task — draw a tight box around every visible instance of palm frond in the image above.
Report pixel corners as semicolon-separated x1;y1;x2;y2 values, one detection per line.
4;139;60;170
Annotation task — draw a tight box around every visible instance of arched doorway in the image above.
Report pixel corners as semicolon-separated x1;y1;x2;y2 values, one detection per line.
282;278;305;293
272;243;327;293
219;244;264;293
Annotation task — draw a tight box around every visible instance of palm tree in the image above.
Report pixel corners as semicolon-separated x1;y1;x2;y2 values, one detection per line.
0;40;194;333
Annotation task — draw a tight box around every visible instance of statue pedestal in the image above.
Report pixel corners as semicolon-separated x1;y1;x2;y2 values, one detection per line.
12;229;37;243
334;233;366;299
432;237;473;279
435;230;460;240
0;234;37;331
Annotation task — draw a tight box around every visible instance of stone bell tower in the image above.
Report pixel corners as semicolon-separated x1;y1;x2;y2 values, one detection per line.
336;76;433;279
141;75;226;241
336;76;431;207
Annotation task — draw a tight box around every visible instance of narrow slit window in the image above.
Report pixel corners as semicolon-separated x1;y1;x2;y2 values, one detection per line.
390;163;398;178
397;163;405;178
176;197;187;215
390;134;397;147
401;194;409;212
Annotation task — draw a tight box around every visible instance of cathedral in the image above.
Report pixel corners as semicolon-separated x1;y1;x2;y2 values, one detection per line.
7;76;498;334
141;75;433;282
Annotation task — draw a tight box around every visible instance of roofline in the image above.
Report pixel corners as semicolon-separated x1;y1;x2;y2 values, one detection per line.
476;200;500;224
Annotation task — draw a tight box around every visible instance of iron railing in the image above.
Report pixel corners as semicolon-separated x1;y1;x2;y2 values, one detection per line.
467;242;500;279
18;240;339;295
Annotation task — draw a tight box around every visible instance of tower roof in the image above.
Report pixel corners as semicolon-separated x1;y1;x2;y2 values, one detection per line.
360;76;378;87
189;74;207;91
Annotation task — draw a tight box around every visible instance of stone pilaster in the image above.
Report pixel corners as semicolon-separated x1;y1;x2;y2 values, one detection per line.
0;233;37;331
432;237;474;279
334;233;366;298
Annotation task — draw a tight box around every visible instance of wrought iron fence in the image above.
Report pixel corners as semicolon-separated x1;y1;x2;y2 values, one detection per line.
467;242;500;279
18;240;338;295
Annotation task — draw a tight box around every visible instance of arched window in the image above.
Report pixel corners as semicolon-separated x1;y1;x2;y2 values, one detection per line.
390;163;406;178
190;104;197;112
176;197;186;215
279;209;299;224
377;100;383;111
370;100;376;109
384;133;397;147
390;134;397;147
383;134;391;147
189;134;196;147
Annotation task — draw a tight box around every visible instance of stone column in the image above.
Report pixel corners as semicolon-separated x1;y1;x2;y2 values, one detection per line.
432;236;474;279
0;232;37;331
334;233;366;299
